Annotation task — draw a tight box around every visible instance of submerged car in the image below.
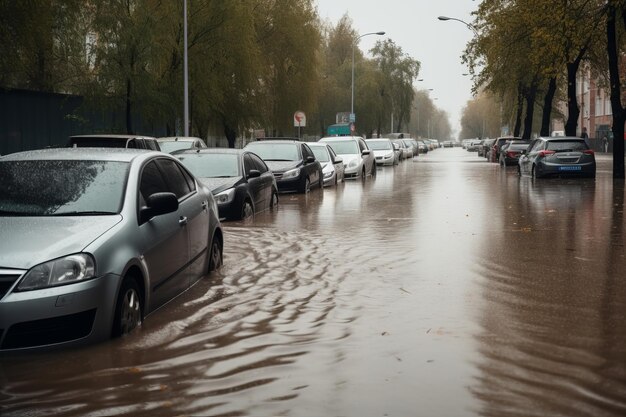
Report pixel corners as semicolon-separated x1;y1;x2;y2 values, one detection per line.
366;138;396;166
499;140;530;166
0;148;223;351
518;137;596;178
176;148;278;220
306;142;345;186
244;139;323;193
157;136;207;154
319;136;376;179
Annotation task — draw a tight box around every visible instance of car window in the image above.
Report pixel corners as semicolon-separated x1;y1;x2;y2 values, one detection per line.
245;142;300;161
0;160;128;215
530;140;544;152
358;139;367;151
127;139;138;149
155;158;192;199
249;153;269;173
243;154;256;175
145;139;159;151
302;144;315;160
323;140;359;155
547;140;588;151
139;161;169;202
310;146;330;162
178;153;240;177
178;164;197;192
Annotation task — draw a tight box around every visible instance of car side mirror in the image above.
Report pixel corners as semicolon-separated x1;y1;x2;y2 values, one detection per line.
248;169;261;178
361;149;371;156
306;156;315;163
334;156;343;164
140;192;178;223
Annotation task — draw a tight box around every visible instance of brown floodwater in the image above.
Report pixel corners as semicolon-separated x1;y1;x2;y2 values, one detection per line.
1;148;625;416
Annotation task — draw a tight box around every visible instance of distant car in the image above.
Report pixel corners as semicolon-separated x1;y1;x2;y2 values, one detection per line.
479;138;496;158
365;138;396;166
403;139;419;156
391;142;401;164
518;137;596;178
244;139;323;193
307;142;345;186
68;134;161;151
319;136;376;179
176;148;278;220
158;136;206;154
443;140;454;148
491;136;520;162
416;140;429;154
466;140;482;152
499;140;530;166
391;139;409;160
0;148;223;351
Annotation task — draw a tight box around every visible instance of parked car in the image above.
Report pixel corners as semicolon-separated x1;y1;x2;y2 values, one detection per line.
416;140;429;154
244;139;323;193
68;134;161;151
157;136;206;154
306;142;345;186
0;148;223;351
491;136;520;162
403;139;419;156
443;140;454;148
319;136;376;179
175;148;278;220
499;140;530;166
518;137;596;178
391;142;402;164
392;139;410;160
478;138;496;158
365;138;396;166
466;139;482;152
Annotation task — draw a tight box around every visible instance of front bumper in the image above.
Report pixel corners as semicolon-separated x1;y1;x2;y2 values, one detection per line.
0;272;121;351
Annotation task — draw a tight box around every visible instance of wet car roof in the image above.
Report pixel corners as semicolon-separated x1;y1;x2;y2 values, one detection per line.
0;148;160;162
177;148;244;155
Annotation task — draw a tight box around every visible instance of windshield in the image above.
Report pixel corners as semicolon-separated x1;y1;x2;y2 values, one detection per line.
323;140;359;155
309;146;330;162
0;160;128;216
367;140;392;150
177;153;240;177
245;143;300;161
547;140;588;151
159;141;194;154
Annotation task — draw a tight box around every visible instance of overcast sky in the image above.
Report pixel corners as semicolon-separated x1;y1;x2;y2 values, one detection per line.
315;0;479;137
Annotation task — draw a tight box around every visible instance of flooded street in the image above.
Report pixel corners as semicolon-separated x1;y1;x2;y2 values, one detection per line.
2;147;626;417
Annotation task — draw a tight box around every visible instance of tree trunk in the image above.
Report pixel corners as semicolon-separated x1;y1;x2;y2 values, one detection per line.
224;121;237;148
513;85;524;137
125;78;133;134
607;4;625;178
522;82;537;140
540;76;558;137
564;60;582;136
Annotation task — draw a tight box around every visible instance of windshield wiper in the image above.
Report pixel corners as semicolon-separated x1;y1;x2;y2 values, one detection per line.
49;211;118;216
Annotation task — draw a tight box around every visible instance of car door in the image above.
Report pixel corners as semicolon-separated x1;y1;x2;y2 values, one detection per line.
328;145;344;180
250;153;273;209
138;159;190;311
301;144;320;186
243;153;264;210
358;138;372;172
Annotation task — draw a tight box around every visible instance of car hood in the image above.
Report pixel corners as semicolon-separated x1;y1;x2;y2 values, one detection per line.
0;216;123;270
337;154;359;165
198;177;243;194
373;150;393;157
265;161;301;173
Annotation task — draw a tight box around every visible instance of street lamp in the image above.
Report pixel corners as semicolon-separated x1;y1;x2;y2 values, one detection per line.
437;15;478;36
352;31;385;118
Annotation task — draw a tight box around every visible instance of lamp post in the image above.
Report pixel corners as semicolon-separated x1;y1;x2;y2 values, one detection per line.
437;16;478;36
351;31;385;119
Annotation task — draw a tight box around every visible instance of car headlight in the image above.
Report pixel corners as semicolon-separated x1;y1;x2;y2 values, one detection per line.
282;168;300;180
323;170;334;178
215;188;235;204
385;152;393;158
18;254;96;291
348;159;359;168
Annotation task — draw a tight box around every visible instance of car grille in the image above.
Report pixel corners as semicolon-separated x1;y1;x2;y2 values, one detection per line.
1;308;97;350
0;274;21;300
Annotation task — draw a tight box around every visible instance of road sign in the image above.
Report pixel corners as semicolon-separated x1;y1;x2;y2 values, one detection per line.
349;113;356;123
294;111;306;127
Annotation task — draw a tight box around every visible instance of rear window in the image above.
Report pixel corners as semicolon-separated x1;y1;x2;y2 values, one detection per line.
547;140;588;151
69;137;128;148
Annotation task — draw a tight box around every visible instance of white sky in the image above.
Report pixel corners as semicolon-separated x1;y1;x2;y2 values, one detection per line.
315;0;479;137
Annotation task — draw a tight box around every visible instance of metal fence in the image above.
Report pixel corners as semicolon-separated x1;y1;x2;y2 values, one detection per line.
0;89;166;155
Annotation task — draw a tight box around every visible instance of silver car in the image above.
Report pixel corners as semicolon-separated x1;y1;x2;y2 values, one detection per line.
306;142;345;186
366;138;396;166
319;136;376;179
0;148;223;351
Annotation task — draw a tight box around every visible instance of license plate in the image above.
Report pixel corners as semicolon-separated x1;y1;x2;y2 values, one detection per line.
559;166;582;171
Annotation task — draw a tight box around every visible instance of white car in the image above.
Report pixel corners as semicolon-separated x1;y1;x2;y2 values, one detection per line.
307;142;345;186
365;138;396;166
319;136;376;179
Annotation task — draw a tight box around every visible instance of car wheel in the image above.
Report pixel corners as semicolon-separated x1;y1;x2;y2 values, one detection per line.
300;177;310;193
371;162;376;177
361;167;366;181
500;159;505;167
319;171;324;189
209;234;223;271
334;174;338;186
517;165;522;177
241;199;254;220
112;277;142;337
270;190;278;210
532;165;538;179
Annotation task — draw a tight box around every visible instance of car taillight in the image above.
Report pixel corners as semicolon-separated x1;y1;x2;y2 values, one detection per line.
506;151;518;158
583;149;595;155
538;150;556;157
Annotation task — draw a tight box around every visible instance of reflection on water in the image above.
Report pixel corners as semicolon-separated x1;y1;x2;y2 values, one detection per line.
2;151;626;416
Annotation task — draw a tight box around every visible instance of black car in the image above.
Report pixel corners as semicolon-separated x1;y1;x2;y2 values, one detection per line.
499;140;530;166
244;140;323;193
518;137;596;178
68;134;161;151
175;148;278;220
